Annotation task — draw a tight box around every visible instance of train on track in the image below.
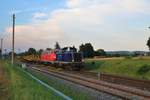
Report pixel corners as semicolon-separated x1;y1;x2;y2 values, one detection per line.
22;48;84;70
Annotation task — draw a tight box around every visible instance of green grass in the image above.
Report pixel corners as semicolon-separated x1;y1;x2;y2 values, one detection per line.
85;57;150;80
27;69;92;100
0;60;10;100
2;60;63;100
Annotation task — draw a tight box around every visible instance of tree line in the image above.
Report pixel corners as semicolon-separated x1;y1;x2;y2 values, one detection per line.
17;42;106;58
6;38;150;59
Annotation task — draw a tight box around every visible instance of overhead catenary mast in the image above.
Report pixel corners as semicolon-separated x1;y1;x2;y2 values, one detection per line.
12;14;15;65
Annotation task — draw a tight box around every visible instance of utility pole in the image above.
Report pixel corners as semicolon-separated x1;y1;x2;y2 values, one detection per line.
0;38;3;59
12;14;15;65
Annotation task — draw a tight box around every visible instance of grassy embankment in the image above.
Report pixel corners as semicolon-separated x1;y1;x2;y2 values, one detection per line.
85;57;150;80
0;60;10;100
0;60;63;100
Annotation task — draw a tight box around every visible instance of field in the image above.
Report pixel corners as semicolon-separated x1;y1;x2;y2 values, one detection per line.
0;60;63;100
85;57;150;80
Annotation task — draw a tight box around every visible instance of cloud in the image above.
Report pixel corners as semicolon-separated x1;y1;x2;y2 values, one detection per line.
33;12;47;19
10;7;48;15
5;19;66;50
5;0;150;51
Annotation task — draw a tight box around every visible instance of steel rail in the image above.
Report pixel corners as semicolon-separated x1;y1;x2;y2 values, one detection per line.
30;67;150;100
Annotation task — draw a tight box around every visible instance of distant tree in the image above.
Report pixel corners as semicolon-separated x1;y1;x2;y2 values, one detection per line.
46;48;52;51
62;46;77;52
70;46;77;52
28;48;36;55
85;43;95;57
8;52;16;57
62;47;68;51
147;37;150;50
24;51;29;56
8;52;11;56
55;42;61;49
37;49;43;55
79;43;94;58
95;49;106;56
79;44;84;52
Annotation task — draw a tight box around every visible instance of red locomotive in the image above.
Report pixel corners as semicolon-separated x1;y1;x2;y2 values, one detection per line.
41;50;56;61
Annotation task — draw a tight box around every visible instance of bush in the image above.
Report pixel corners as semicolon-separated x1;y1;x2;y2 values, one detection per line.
137;65;150;75
125;56;132;59
91;61;95;65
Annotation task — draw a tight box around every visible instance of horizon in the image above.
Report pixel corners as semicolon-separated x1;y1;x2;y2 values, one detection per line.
1;0;150;51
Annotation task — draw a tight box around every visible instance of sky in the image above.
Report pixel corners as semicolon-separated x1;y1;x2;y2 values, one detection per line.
1;0;150;52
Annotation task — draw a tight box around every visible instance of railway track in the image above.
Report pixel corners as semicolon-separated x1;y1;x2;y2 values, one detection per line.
100;73;150;91
21;62;150;91
64;71;150;91
46;67;150;92
27;65;150;100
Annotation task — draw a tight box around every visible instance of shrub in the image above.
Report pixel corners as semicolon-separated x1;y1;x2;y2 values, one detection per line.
91;61;95;65
125;56;132;59
137;65;150;75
